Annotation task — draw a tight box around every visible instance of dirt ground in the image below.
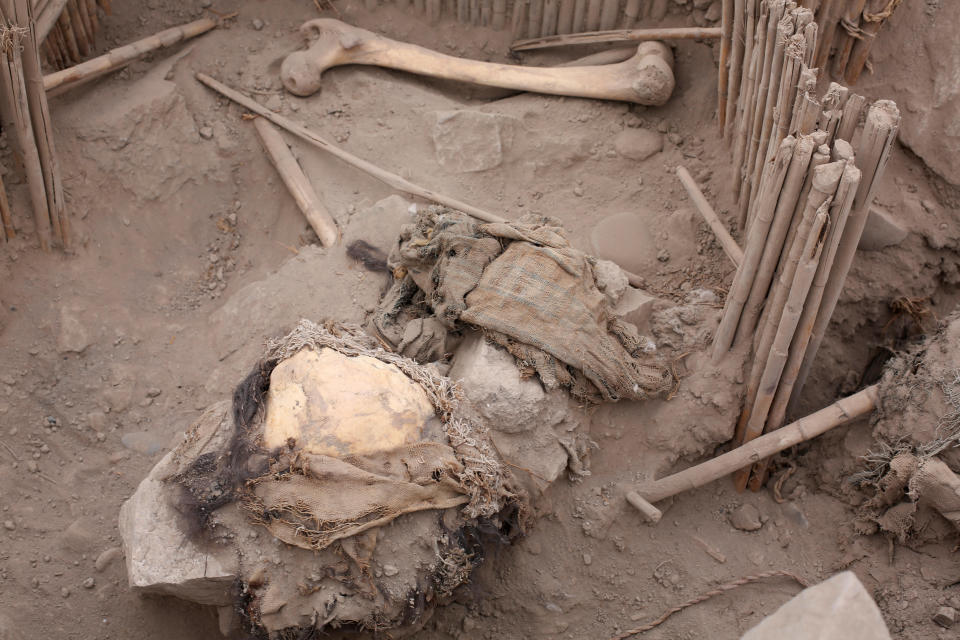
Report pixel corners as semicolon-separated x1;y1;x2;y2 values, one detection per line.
1;1;959;639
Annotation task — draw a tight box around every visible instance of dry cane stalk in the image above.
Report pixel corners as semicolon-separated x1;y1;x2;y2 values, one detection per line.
620;0;640;29
458;0;469;24
813;0;839;70
0;172;14;241
84;0;97;33
739;159;842;447
527;0;543;36
735;134;816;347
787;100;900;415
0;25;52;250
732;0;761;202
571;0;586;32
649;0;667;21
427;0;442;23
767;33;804;159
492;0;506;28
835;92;865;143
713;135;796;361
253;118;338;248
75;0;95;49
44;17;217;94
741;0;784;227
55;5;79;62
718;0;733;130
511;26;722;50
748;11;793;220
830;0;866;79
845;0;891;84
801;19;816;67
598;0;618;31
640;384;878;503
732;206;828;489
472;0;482;25
676;165;744;266
541;0;559;36
67;0;90;57
35;0;66;41
585;0;601;31
556;0;574;33
15;0;68;248
723;0;744;140
772;141;829;288
511;0;528;39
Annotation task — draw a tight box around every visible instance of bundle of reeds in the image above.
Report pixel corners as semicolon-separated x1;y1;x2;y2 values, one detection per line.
38;0;109;70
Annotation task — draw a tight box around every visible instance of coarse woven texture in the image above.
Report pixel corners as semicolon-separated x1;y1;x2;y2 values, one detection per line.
237;320;526;551
378;207;672;402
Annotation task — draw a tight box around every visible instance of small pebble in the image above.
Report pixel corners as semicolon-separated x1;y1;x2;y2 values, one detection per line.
26;460;38;473
83;577;95;589
252;18;264;30
934;606;956;628
382;564;399;577
729;503;763;531
199;126;214;140
3;520;14;531
582;553;592;566
573;186;584;197
61;587;70;598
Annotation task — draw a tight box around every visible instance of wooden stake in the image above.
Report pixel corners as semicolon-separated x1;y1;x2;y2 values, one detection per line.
830;0;866;79
845;0;891;84
511;26;722;50
768;33;804;158
458;0;470;23
718;0;733;130
55;4;79;62
74;0;94;52
835;92;864;143
813;0;838;70
599;0;618;31
636;384;878;505
196;72;507;226
36;0;67;42
427;0;442;23
253;118;338;248
723;0;744;140
43;17;217;94
677;165;743;266
732;0;762;203
733;205;829;489
713;135;796;361
527;0;543;36
735;134;815;346
788;100;900;414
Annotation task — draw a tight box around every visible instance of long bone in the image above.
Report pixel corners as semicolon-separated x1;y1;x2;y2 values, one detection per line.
281;19;675;105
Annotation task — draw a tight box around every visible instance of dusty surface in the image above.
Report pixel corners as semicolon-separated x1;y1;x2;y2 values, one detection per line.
1;1;960;639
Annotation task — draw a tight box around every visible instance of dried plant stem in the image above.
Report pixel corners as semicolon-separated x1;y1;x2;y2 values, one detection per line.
830;0;867;79
511;26;722;50
0;172;14;240
845;0;889;83
620;0;640;29
718;0;733;130
835;92;865;143
722;0;744;140
676;165;743;266
733;0;763;205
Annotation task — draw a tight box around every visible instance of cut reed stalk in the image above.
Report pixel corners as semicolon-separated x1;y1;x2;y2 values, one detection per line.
571;0;586;32
621;0;641;28
718;0;733;130
0;172;14;241
585;0;602;31
677;165;744;266
830;0;867;79
541;0;559;36
649;0;667;21
723;0;745;140
511;0;529;38
835;92;865;143
845;0;891;84
511;26;722;50
492;0;507;28
557;0;574;32
599;0;618;31
732;0;763;204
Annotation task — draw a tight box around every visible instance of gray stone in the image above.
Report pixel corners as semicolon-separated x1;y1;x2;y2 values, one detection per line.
56;307;90;354
119;402;237;606
343;195;415;257
593;259;630;304
741;572;891;639
432;110;506;173
94;546;123;573
121;431;171;456
859;206;908;251
934;606;956;628
198;126;214;140
705;0;722;21
61;518;99;553
729;503;763;531
251;18;264;30
613;287;659;334
613;129;663;161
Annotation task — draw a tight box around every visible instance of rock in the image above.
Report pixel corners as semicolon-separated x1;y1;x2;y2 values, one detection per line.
933;606;956;628
251;18;264;30
705;0;722;21
262;348;439;457
612;129;663;161
613;287;659;334
121;431;171;456
343;194;415;257
593;259;630;304
119;402;237;606
94;547;123;572
382;564;400;577
591;211;658;274
449;332;565;435
61;518;99;553
2;520;14;531
56;307;90;354
729;504;763;531
741;572;891;639
432;110;510;173
82;577;95;589
859;206;908;251
198;126;214;140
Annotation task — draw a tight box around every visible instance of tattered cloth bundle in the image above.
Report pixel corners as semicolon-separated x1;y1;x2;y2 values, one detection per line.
375;207;673;402
174;320;527;553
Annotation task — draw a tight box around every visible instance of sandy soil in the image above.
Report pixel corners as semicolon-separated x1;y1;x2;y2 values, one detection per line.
1;1;959;639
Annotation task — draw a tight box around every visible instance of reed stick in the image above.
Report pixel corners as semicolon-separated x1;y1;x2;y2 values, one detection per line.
813;0;838;69
845;0;890;84
511;0;529;39
480;0;491;24
195;72;507;226
571;0;586;32
718;0;733;130
735;134;815;346
723;0;745;140
427;0;442;23
801;19;816;67
556;0;574;32
511;26;722;49
830;0;866;79
0;23;51;250
768;33;804;158
0;172;14;241
55;5;80;62
35;0;66;41
835;92;864;143
528;0;544;36
639;384;878;503
84;0;97;32
44;17;217;93
585;0;601;31
492;0;506;28
713;135;796;360
66;0;89;58
677;165;744;266
599;0;618;31
75;0;95;50
733;0;763;204
787;100;899;415
458;0;469;23
732;204;828;489
649;0;667;21
621;0;640;28
541;0;559;36
253;118;338;248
